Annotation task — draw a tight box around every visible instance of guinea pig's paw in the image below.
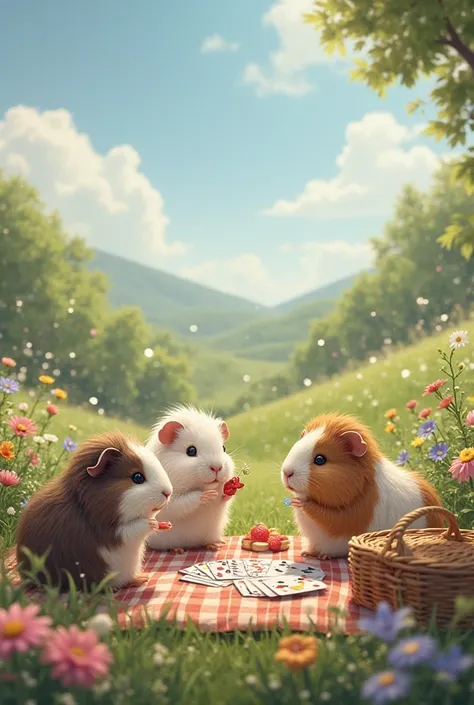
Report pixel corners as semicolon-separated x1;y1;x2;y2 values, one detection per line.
290;497;305;509
170;547;186;555
128;573;149;588
200;490;219;505
148;518;161;533
204;542;223;551
302;550;330;560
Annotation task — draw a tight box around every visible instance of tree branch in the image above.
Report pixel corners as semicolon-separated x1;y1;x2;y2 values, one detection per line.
437;0;474;74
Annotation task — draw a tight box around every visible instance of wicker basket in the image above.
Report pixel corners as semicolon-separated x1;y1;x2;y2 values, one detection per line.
348;506;474;628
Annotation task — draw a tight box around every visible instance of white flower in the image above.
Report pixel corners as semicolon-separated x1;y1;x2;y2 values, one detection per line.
43;433;58;443
245;675;258;686
33;436;45;444
450;330;469;349
7;507;15;516
299;690;311;700
321;693;331;701
268;677;281;690
21;671;37;687
153;642;169;665
152;680;168;694
93;679;111;695
87;612;113;636
18;402;29;412
57;695;77;705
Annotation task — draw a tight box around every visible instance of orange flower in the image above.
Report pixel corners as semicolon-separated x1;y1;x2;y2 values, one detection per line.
1;357;16;368
39;375;54;385
274;635;318;671
385;423;396;434
52;388;68;400
384;408;397;420
0;441;15;461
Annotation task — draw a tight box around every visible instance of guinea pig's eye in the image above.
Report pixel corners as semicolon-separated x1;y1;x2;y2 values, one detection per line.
131;472;145;484
186;446;197;457
314;454;327;466
223;445;226;453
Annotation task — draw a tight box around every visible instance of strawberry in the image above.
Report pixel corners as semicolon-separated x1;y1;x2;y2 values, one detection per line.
250;524;269;542
223;477;245;497
157;521;172;531
267;534;283;552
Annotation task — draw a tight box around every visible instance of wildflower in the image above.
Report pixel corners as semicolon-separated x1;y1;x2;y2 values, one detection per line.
0;469;20;486
53;388;68;400
87;613;113;637
0;377;20;394
358;602;413;642
417;420;437;439
388;635;437;668
153;642;169;665
38;375;54;385
438;395;453;410
268;676;281;690
274;635;318;671
8;416;38;438
33;436;45;444
449;330;468;349
0;441;15;460
245;675;258;686
43;433;58;443
63;437;78;452
299;690;310;700
362;670;411;705
423;379;446;396
434;644;474;682
385;423;396;434
466;410;474;426
418;408;432;419
46;403;59;416
1;357;16;367
40;624;113;688
406;400;417;410
384;409;397;420
429;443;449;462
395;450;409;466
0;603;52;658
18;402;29;412
69;424;77;431
411;437;425;448
449;448;474;483
7;507;15;516
26;449;40;466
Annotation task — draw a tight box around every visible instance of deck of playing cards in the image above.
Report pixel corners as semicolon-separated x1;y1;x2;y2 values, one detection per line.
178;558;326;597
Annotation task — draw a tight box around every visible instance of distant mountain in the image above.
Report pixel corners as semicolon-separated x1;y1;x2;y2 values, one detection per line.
273;273;361;313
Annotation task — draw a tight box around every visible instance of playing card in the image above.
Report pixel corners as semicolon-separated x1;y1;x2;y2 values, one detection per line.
207;559;248;580
179;565;209;579
179;574;232;588
260;575;326;597
265;561;325;580
242;579;266;597
233;579;252;597
242;558;272;579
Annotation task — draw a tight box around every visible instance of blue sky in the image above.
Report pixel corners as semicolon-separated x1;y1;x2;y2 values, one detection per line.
0;0;447;305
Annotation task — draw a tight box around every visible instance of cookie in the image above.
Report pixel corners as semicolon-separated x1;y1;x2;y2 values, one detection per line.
252;542;269;552
241;539;253;550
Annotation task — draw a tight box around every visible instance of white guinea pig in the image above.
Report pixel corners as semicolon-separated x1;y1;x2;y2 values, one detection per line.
146;404;236;552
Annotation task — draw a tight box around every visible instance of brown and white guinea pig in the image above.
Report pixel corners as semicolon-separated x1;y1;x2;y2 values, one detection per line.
281;412;444;559
145;404;235;552
16;431;173;591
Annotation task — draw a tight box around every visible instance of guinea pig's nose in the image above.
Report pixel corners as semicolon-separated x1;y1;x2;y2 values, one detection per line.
284;469;295;478
162;490;171;499
210;465;222;473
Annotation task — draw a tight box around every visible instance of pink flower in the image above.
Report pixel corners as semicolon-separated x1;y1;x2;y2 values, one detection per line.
46;403;59;416
418;408;432;419
406;400;417;410
26;449;40;466
449;449;474;484
7;416;38;438
423;379;446;396
466;410;474;427
40;624;113;688
1;357;16;368
438;395;454;410
0;602;52;658
0;469;20;486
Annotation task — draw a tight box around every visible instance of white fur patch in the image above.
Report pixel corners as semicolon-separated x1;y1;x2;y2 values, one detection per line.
118;441;173;524
369;458;426;531
281;425;326;494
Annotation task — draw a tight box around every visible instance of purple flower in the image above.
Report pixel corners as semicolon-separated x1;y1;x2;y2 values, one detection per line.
395;450;409;466
362;670;411;704
434;644;474;682
417;420;437;439
0;376;20;394
388;635;437;668
63;437;78;452
429;443;449;462
358;601;413;642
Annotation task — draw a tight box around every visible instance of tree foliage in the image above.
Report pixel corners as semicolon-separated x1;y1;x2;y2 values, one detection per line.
305;0;474;259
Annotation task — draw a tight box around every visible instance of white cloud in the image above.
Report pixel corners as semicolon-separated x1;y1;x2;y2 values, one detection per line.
180;240;373;307
263;112;441;219
0;105;186;264
201;34;240;54
243;0;354;97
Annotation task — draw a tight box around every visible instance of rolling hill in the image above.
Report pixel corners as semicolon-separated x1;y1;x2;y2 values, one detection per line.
273;273;361;313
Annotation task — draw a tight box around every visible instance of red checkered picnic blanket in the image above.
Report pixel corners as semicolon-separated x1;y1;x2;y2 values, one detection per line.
7;536;371;633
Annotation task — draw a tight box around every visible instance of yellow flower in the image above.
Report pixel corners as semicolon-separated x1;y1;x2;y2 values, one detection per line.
459;448;474;463
274;635;318;671
467;396;474;403
69;424;77;431
0;441;15;461
384;408;397;420
39;375;54;385
385;423;396;434
411;437;425;448
53;388;68;400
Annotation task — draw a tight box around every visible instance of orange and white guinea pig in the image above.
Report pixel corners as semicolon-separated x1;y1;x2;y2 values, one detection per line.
281;412;444;559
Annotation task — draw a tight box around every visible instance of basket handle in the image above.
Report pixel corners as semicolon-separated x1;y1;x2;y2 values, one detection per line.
379;506;463;558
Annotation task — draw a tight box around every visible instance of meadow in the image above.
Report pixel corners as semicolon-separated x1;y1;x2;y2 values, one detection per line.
1;321;474;704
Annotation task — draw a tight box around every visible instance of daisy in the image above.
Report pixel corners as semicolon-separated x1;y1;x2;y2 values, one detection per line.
8;416;38;438
449;448;474;483
449;330;468;349
0;603;52;658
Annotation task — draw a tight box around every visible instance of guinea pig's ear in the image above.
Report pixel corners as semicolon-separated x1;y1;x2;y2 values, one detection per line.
341;430;368;458
219;422;230;441
158;421;184;445
300;428;307;439
87;447;121;477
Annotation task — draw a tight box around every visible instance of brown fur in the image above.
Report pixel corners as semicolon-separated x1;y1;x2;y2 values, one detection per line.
16;431;145;590
302;413;381;538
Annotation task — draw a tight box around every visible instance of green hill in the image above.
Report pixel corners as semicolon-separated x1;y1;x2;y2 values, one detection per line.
274;273;361;314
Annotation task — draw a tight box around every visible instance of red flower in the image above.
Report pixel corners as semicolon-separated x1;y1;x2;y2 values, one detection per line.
423;379;446;396
418;408;432;419
26;449;40;466
438;395;454;410
46;403;59;416
1;357;16;368
223;477;244;497
406;400;417;410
